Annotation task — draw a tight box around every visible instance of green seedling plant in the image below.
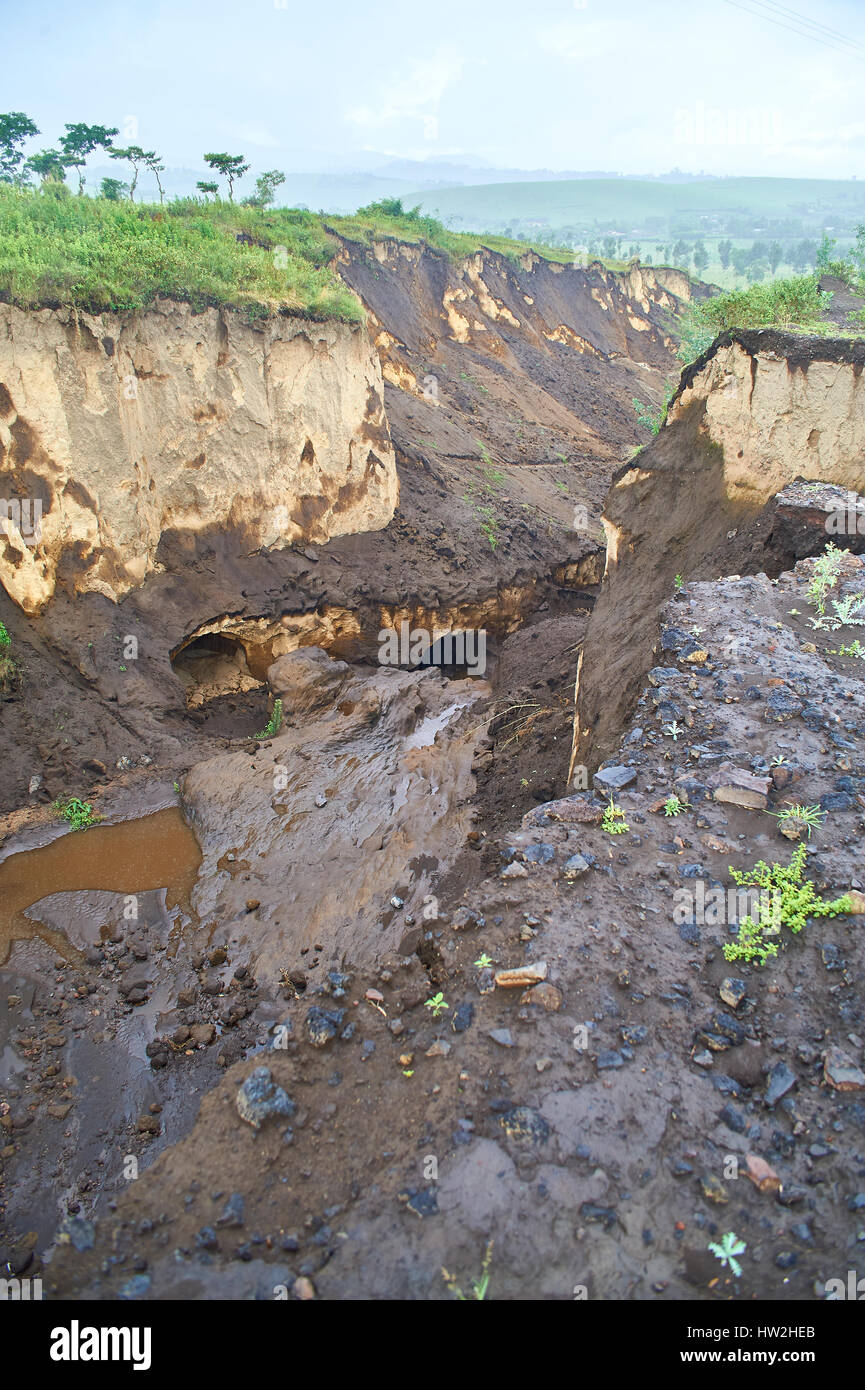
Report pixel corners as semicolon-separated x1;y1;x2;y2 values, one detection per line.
53;796;102;831
673;574;685;593
708;1232;747;1279
767;803;825;839
424;992;448;1018
0;620;18;692
662;720;683;741
602;797;629;835
255;697;283;739
807;543;844;618
836;639;865;658
769;754;788;767
724;844;851;966
442;1241;493;1301
474;953;493;969
663;794;686;817
809;592;865;631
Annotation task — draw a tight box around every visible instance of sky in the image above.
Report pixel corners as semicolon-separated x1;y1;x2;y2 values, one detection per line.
4;0;865;184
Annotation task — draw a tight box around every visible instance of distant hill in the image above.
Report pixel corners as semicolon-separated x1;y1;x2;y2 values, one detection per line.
403;176;865;241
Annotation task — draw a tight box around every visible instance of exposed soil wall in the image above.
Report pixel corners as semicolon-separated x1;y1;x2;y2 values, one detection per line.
0;301;397;613
571;332;865;779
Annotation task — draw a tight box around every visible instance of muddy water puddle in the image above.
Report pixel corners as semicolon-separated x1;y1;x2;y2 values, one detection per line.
0;808;202;964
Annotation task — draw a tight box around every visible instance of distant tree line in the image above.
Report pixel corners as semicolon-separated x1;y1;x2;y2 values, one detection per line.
0;111;285;208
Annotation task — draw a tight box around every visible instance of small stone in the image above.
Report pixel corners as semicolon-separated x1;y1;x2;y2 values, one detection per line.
700;1175;728;1204
235;1067;295;1129
720;977;747;1009
399;1187;438;1219
305;1006;345;1047
593;765;637;795
596;1049;624;1070
426;1040;451;1058
489;1028;516;1048
823;1046;865;1092
563;853;591;880
452;1002;475;1032
709;764;771;810
744;1154;782;1194
501;861;528;879
314;793;327;808
499;1106;550;1146
522;842;556;865
765;1061;797;1107
523;983;563;1012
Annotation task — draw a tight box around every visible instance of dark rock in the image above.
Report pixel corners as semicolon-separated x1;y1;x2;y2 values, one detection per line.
305;1006;345;1047
765;1062;797;1107
236;1068;295;1129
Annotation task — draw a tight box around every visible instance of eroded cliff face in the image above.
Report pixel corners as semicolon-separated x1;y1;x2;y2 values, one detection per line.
336;239;702;467
571;331;865;778
0;301;397;613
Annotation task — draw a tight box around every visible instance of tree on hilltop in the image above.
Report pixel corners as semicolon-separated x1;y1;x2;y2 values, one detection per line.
0;112;39;183
203;153;250;202
25;148;69;185
59;122;119;194
109;145;156;200
243;169;285;208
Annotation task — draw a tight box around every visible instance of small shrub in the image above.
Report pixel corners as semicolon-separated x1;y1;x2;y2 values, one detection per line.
723;845;851;966
602;797;629;835
53;796;102;831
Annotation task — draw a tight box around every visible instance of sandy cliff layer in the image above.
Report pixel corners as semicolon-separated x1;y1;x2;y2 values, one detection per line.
0;300;397;613
571;330;865;778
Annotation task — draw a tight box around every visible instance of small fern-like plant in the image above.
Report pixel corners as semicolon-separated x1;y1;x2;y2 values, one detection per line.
723;845;851;966
53;796;102;831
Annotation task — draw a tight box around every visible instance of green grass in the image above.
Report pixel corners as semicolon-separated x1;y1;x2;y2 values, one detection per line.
0;186;362;322
327;199;574;265
0;186;581;323
677;275;835;361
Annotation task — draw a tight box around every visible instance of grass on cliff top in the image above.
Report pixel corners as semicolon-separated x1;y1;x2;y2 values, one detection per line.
0;186;363;322
0;186;577;322
324;201;575;265
676;274;842;362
